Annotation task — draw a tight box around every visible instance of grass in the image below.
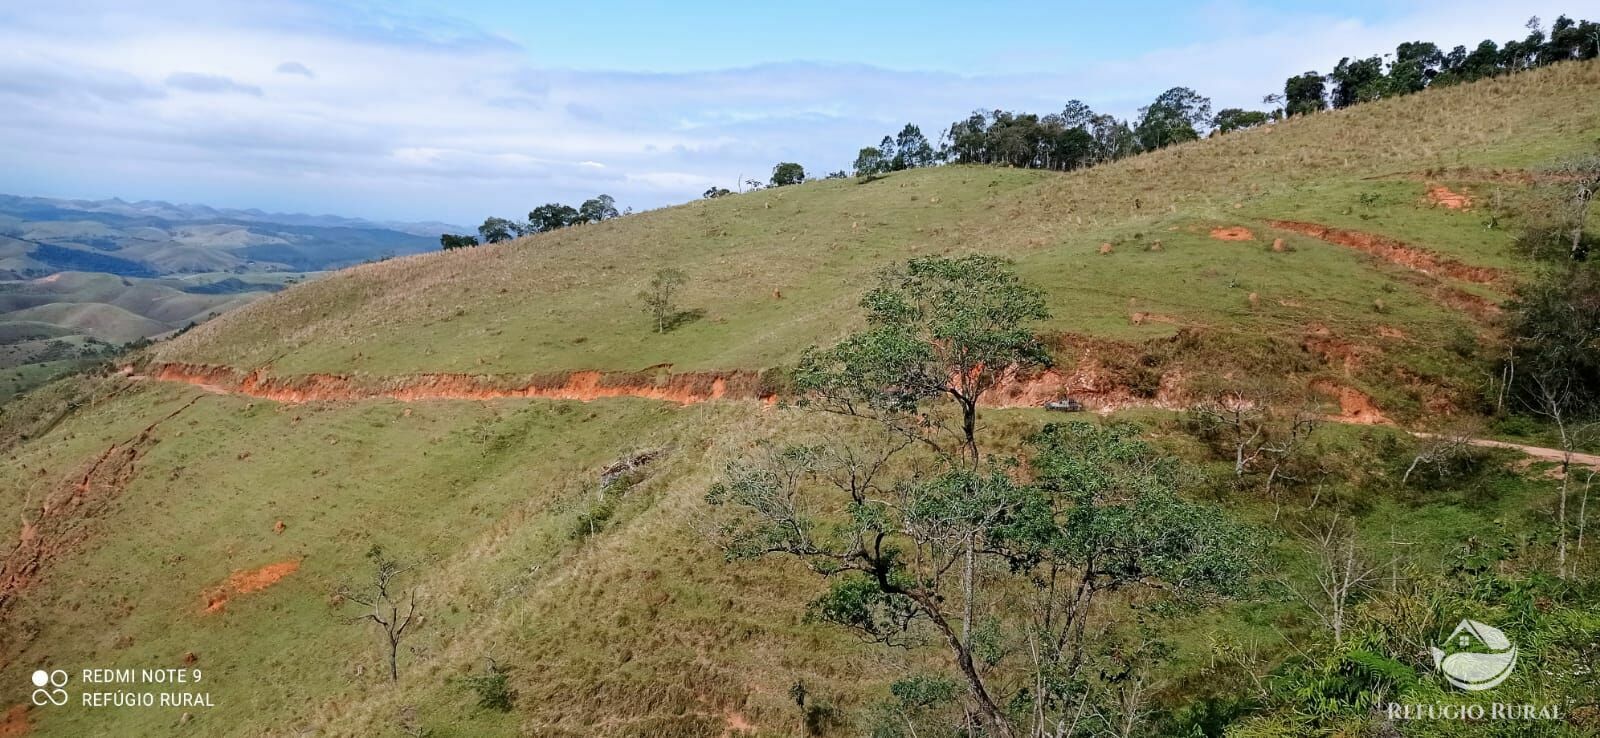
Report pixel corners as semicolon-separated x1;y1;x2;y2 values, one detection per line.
5;61;1600;736
146;64;1600;429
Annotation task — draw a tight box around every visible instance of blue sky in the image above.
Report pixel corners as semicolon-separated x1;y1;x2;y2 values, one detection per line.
2;0;1595;227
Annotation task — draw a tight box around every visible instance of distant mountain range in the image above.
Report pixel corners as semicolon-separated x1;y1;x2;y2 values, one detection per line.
0;193;468;277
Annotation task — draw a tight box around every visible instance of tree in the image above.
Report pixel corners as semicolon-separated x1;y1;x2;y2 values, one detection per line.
892;124;935;169
1389;41;1444;94
1504;265;1600;418
1277;517;1386;645
795;255;1049;464
638;268;686;333
1187;391;1271;479
439;233;478;250
527;203;580;233
338;546;421;681
1213;108;1271;133
1135;87;1211;151
1548;154;1600;261
1329;56;1387;108
703;186;732;199
477;217;518;244
1087;114;1138;164
770;162;806;187
709;422;1253;738
942;111;991;164
853;147;890;178
1283;71;1327;116
1401;422;1482;487
709;256;1253;737
577;194;620;224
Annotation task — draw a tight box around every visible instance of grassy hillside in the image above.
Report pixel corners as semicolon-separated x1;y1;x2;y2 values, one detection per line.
3;62;1600;737
160;64;1594;374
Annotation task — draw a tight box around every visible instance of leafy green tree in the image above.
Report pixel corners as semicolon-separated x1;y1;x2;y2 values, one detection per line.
710;256;1252;737
853;147;890;178
1388;41;1443;94
477;217;518;244
1213;108;1271;133
1329;55;1387;107
795;255;1049;462
1088;114;1138;164
639;268;687;333
1504;265;1600;418
770;162;806;187
527;203;579;233
942;111;990;164
577;194;619;224
892;124;934;169
702;186;732;199
439;233;478;250
1283;71;1327;116
1135;86;1211;151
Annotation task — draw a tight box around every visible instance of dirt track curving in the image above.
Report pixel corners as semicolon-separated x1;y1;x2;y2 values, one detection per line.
143;362;770;405
1266;220;1509;288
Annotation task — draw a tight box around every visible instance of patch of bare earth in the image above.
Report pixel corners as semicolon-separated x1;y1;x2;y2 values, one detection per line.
0;705;27;737
0;396;203;619
1209;226;1255;241
1311;379;1390;425
1425;184;1473;209
202;560;301;614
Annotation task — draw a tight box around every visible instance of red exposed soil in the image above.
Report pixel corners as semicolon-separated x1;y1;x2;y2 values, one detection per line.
1311;379;1390;425
145;363;773;405
1302;327;1366;373
1425;184;1473;210
0;705;27;737
981;361;1185;413
0;396;203;618
202;559;301;614
1209;226;1255;241
1267;220;1508;288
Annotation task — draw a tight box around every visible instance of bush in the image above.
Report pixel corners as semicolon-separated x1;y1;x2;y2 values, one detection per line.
460;663;516;712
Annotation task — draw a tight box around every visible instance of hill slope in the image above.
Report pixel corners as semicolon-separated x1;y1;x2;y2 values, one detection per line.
3;61;1600;737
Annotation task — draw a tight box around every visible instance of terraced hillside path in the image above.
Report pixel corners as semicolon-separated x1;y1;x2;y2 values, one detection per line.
128;363;1599;470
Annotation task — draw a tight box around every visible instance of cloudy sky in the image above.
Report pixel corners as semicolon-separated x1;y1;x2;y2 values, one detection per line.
2;0;1594;227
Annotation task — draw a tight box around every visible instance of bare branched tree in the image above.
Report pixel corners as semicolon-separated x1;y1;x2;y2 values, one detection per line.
1187;392;1269;479
1277;516;1387;645
1260;408;1321;520
1525;374;1597;578
1544;154;1600;261
1402;419;1484;487
339;547;421;681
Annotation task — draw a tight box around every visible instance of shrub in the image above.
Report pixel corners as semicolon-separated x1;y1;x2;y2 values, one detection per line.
460;662;516;712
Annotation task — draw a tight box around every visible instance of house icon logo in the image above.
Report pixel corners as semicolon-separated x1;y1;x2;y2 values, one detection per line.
1430;619;1517;691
